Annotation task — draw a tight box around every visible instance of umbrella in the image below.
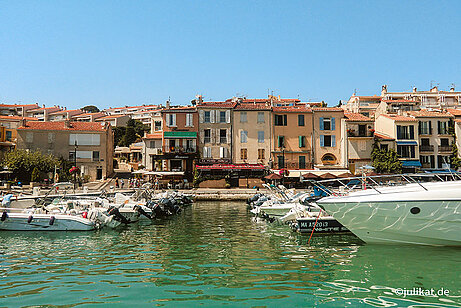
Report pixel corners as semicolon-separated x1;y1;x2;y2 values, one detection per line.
264;173;283;180
337;172;353;178
319;172;337;179
302;172;319;179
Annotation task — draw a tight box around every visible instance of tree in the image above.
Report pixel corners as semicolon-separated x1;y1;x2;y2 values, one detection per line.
450;143;461;170
81;105;100;113
4;150;58;183
371;141;402;174
31;167;40;182
117;119;148;147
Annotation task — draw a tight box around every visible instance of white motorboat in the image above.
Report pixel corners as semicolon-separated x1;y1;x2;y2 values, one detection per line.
317;180;461;246
259;192;312;217
0;209;96;231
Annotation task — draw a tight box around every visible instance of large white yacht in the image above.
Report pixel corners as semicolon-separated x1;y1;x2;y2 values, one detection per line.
317;180;461;246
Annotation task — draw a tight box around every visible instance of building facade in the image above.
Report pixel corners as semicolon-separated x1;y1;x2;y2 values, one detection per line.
17;121;114;180
343;112;374;173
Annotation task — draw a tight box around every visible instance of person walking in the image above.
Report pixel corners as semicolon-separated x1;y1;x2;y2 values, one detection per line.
115;177;119;189
121;179;125;189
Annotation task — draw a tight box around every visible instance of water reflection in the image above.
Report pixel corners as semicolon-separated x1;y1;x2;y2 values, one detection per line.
0;201;459;307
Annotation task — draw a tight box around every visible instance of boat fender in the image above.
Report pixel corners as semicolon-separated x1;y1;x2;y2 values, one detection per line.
28;215;33;223
82;212;88;219
1;211;7;221
49;216;55;225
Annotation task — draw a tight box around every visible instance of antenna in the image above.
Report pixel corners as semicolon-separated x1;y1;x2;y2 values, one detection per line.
354;89;357;96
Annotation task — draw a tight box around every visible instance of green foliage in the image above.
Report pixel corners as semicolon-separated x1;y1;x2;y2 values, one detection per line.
113;127;126;147
4;150;58;183
450;143;461;170
116;119;149;147
57;157;74;182
371;142;402;174
120;126;137;146
81;105;100;113
31;167;40;182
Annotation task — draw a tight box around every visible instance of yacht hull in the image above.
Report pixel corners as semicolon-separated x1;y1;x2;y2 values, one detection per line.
319;196;461;246
0;213;95;231
295;216;350;234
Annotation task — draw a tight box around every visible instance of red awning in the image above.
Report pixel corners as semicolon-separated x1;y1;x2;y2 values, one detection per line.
196;164;265;170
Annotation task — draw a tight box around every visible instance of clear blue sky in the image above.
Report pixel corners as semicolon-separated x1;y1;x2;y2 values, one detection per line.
1;0;460;109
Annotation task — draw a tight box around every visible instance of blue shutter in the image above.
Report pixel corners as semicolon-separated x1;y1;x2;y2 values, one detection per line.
319;117;324;130
331;118;336;130
332;135;336;147
320;135;324;147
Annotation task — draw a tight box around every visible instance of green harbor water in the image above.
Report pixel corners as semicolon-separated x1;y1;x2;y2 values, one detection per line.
0;201;460;307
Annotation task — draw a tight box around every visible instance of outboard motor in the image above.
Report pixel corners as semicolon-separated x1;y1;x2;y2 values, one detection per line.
135;205;153;220
107;206;131;224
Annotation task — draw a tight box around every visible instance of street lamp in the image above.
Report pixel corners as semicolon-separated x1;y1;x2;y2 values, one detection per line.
74;141;78;191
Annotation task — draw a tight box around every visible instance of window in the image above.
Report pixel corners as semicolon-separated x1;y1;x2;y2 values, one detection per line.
240;148;248;160
26;132;33;143
258;131;264;143
69;151;75;160
396;125;414;140
277;136;285;148
299;156;306;169
93;151;100;161
186;114;194;127
240;112;247;123
6;131;12;141
69;151;92;159
397;145;415;158
298;115;305;126
167;114;176;127
299;136;306;148
320;117;335;131
240;130;248;143
421;155;434;168
380;144;388;151
419;121;431;135
322;154;336;164
421;138;430;146
219;111;226;123
69;134;101;146
277;155;285;169
220;147;227;158
186;139;196;152
358;125;366;136
257;112;265;123
320;135;336;147
275;114;287;126
203;147;211;158
149;141;156;148
154;121;162;131
438;121;449;135
438;155;450;169
441;138;449;146
48;133;55;143
204;111;211;123
258;149;265;160
220;129;227;144
204;129;211;143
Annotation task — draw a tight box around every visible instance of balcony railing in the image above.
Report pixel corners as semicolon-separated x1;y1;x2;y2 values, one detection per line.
204;137;211;143
275;161;311;170
419;145;434;152
219;137;227;144
439;146;452;152
163;146;197;153
347;131;374;137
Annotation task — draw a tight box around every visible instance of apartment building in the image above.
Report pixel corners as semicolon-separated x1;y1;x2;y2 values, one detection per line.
343;113;374;173
104;104;160;116
0;103;39;116
232;100;272;166
375;114;420;171
95;114;130;127
47;109;84;121
271;105;313;170
312;108;345;168
197;101;235;164
407;110;454;170
71;112;106;122
160;106;198;179
382;85;461;109
17;121;114;180
25;106;62;121
343;95;381;118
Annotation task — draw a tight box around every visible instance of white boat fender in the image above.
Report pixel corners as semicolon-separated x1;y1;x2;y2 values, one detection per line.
49;216;55;225
1;211;7;221
28;215;33;224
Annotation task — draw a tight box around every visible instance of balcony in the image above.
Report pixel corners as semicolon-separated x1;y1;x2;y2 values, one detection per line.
347;130;374;137
419;145;434;152
163;146;197;154
219;137;227;144
439;146;452;152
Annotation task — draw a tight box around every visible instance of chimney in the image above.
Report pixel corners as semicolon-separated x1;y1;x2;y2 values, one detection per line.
450;85;455;92
21;118;27;127
381;85;388;96
166;100;170;109
42;104;45;108
64;120;71;128
413;87;417;93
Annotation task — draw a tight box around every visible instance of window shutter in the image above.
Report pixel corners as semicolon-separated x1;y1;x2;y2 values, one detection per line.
418;122;421;135
172;114;176;127
226;128;230;144
199;110;204;123
211;129;215;144
409;125;414;139
319;117;324;130
331;118;336;130
429;121;432;134
200;130;204;144
299;136;303;147
226;110;230;123
438;121;441;134
320;135;325;147
332;135;336;147
210;110;215;123
397;125;401;138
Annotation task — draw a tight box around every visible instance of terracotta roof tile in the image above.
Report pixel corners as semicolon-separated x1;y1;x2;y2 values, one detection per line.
356;96;381;101
197;101;236;108
161;106;196;113
18;121;107;131
105;104;160;111
143;133;163;139
26;107;62;112
0;116;38;121
380;114;418;122
312;107;344;112
0;103;39;108
407;110;453;118
447;109;461;116
48;109;82;115
344;112;373;122
374;132;394;140
95;115;127;120
272;106;312;113
234;103;271;111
